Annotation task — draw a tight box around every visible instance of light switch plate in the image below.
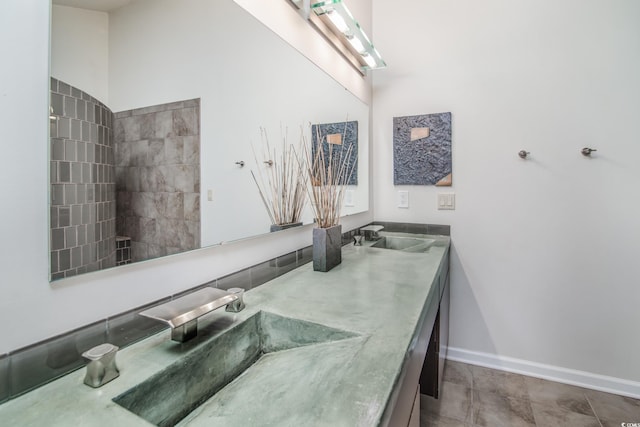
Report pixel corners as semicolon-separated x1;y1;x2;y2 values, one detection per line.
437;193;455;210
207;189;214;202
398;191;409;208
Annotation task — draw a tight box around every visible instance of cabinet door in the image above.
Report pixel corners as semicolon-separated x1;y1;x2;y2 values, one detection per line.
420;268;450;398
420;309;440;397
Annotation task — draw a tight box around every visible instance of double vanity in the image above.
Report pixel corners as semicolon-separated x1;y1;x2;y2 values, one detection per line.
0;232;450;426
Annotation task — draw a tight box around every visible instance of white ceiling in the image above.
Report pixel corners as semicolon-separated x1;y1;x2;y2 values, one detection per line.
52;0;135;12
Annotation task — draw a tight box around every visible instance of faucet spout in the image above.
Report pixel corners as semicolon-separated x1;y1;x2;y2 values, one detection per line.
360;225;385;241
139;288;240;343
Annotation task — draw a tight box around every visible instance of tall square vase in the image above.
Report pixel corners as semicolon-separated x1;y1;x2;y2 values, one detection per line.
312;224;342;272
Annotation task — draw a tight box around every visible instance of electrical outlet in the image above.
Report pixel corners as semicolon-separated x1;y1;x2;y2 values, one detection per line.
207;189;214;201
437;193;455;210
398;191;409;208
344;190;355;207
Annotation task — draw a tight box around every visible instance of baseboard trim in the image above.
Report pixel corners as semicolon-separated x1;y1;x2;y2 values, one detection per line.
446;346;640;399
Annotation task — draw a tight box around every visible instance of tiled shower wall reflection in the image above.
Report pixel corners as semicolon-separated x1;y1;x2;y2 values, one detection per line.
114;99;200;262
50;78;116;280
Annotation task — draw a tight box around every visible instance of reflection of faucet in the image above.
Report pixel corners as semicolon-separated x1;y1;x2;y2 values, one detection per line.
82;343;120;388
360;225;384;241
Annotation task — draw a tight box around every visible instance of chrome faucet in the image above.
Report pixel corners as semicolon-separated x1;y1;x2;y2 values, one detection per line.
82;343;119;388
139;287;241;343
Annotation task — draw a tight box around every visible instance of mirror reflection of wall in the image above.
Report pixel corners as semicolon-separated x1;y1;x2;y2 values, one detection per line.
49;0;369;281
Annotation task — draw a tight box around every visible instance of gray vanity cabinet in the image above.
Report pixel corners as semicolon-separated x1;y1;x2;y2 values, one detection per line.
386;246;450;426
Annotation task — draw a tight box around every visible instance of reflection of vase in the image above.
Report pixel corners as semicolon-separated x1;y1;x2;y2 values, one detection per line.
312;224;342;272
270;222;303;233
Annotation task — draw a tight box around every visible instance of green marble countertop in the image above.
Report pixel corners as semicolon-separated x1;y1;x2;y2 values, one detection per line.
0;233;450;427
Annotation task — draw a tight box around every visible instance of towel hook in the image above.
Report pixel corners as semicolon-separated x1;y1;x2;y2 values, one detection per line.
235;161;245;167
581;148;597;156
518;150;530;159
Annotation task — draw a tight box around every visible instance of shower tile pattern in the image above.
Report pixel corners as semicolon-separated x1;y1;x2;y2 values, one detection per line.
114;99;200;262
115;236;132;266
50;78;116;280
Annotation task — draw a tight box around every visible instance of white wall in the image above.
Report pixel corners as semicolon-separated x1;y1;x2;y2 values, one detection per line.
50;5;109;103
372;0;640;395
0;0;371;355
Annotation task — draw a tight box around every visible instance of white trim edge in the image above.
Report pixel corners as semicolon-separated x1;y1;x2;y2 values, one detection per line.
446;346;640;399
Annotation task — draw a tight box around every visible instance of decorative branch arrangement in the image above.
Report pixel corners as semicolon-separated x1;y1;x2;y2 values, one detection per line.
250;127;308;227
302;122;355;229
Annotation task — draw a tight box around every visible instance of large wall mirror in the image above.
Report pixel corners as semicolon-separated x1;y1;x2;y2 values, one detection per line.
49;0;369;281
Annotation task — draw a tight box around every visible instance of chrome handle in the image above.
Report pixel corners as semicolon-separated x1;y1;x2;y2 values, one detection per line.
225;287;246;313
82;343;119;388
518;150;530;159
581;148;597;156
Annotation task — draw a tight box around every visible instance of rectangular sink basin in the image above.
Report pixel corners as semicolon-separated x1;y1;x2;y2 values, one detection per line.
113;311;358;427
371;236;435;252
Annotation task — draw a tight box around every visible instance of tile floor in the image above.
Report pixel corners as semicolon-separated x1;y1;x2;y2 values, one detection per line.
421;360;640;427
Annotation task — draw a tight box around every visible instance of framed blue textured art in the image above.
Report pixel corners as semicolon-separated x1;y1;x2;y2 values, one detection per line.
311;121;358;186
393;113;452;186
